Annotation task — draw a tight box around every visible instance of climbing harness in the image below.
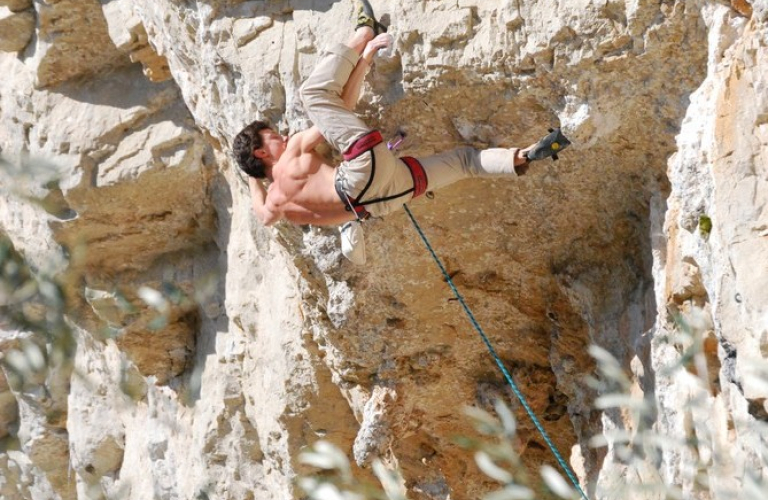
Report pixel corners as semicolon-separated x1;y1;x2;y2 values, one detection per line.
403;204;589;500
337;130;384;220
343;129;384;161
337;130;430;220
336;181;372;220
401;156;428;199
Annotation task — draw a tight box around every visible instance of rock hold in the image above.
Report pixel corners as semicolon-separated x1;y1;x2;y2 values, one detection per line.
0;0;32;12
0;8;34;53
353;385;396;467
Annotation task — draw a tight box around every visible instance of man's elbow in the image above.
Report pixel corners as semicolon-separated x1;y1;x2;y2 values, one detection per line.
252;205;281;226
262;213;280;226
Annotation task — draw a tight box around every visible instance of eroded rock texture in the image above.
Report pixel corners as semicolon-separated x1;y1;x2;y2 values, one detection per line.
0;1;766;499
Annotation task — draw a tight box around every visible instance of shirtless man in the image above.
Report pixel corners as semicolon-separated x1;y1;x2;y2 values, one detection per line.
233;1;569;261
232;25;390;227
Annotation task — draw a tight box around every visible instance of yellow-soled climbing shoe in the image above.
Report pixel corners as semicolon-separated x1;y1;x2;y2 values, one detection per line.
525;128;572;161
355;0;388;35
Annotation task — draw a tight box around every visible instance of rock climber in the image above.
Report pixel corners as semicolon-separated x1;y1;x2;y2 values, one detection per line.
232;0;569;263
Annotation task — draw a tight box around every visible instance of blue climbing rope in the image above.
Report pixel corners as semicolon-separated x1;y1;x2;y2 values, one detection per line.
403;204;589;500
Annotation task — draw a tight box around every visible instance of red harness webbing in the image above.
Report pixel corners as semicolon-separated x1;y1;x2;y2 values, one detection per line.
343;130;384;161
401;156;428;199
336;135;427;220
335;179;371;220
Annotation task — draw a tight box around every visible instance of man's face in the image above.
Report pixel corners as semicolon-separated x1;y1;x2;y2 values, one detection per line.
255;128;288;164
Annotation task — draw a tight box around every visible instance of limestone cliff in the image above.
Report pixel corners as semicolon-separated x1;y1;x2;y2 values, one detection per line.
0;0;766;499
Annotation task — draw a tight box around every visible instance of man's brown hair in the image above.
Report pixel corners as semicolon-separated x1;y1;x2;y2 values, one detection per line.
233;120;272;178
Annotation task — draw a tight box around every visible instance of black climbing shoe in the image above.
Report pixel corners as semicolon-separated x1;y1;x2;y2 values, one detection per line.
356;0;388;35
525;128;571;161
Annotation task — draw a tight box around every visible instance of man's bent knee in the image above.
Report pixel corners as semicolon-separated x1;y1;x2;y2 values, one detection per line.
299;80;318;108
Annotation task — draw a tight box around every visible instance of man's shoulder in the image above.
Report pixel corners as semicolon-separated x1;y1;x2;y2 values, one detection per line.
286;129;314;146
275;148;324;178
280;144;318;163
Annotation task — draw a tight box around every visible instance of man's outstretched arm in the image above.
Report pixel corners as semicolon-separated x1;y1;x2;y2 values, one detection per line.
248;177;283;226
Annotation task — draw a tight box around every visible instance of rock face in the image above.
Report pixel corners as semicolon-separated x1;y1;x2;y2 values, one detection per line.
0;7;34;52
0;0;32;12
0;1;766;499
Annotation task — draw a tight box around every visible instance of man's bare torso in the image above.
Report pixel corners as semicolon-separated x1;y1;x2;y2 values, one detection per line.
269;148;355;226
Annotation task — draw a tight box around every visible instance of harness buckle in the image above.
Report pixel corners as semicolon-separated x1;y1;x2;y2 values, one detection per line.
335;179;371;221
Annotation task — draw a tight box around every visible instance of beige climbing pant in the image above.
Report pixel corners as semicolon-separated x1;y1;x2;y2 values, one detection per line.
300;43;521;218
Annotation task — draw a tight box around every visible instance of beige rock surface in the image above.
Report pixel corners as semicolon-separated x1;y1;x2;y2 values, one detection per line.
0;7;34;53
647;6;768;497
29;0;127;88
0;1;766;499
0;0;31;12
101;0;171;82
